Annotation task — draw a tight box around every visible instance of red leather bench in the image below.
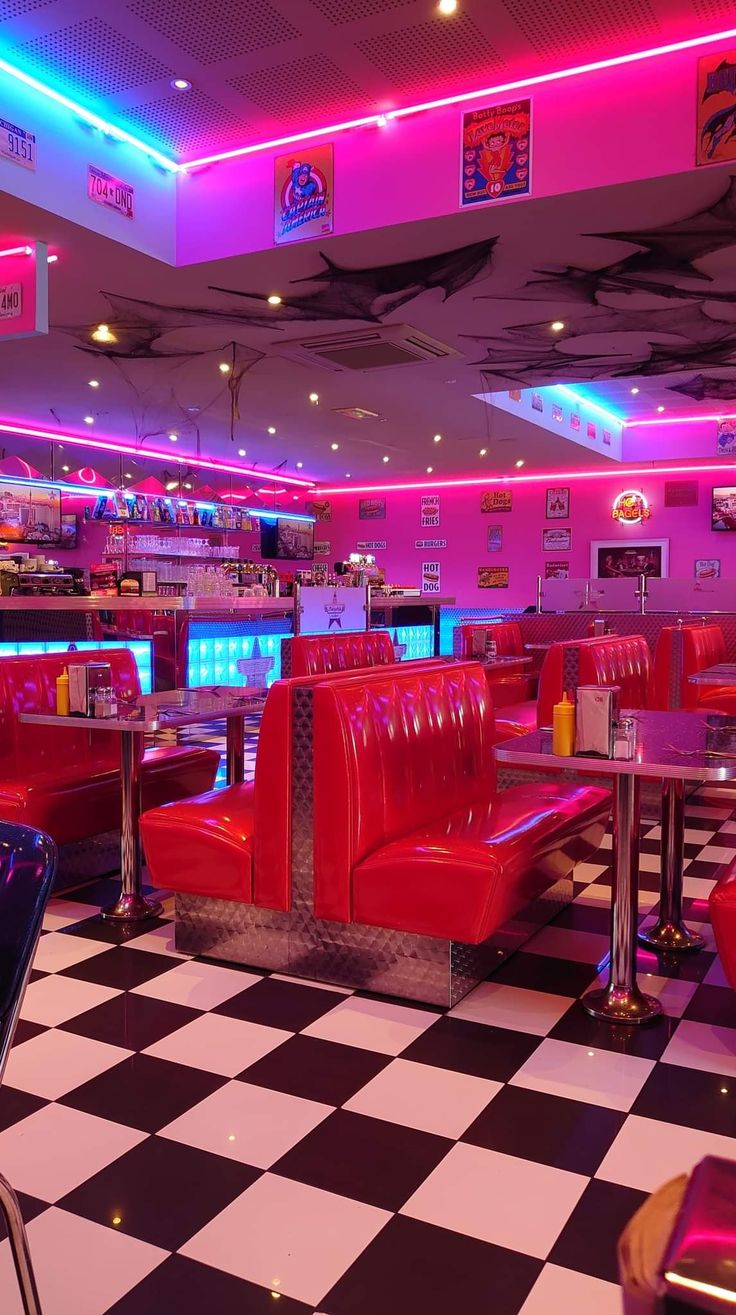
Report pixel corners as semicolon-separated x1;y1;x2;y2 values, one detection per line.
454;621;536;706
0;649;219;847
312;662;611;943
283;629;395;678
495;633;652;739
709;860;736;989
652;624;736;715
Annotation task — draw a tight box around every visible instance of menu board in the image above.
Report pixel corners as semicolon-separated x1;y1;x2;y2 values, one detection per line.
0;480;61;543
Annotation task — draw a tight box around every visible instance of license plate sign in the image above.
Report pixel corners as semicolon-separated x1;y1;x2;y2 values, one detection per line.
0;118;36;171
87;166;134;219
0;284;22;320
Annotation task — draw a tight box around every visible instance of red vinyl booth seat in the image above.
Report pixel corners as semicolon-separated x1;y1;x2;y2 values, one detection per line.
289;629;395;677
455;621;536;706
709;859;736;989
313;663;611;943
495;633;652;740
0;649;219;846
652;624;736;715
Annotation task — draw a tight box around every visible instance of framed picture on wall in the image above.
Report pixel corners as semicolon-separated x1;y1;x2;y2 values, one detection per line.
546;487;569;518
590;539;669;579
694;558;721;579
359;498;386;520
542;527;571;551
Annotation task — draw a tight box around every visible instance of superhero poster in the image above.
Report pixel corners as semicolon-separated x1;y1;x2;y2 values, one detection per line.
274;144;333;245
461;100;531;207
696;53;736;166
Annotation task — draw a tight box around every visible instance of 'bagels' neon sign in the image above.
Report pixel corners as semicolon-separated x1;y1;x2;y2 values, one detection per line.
612;489;650;524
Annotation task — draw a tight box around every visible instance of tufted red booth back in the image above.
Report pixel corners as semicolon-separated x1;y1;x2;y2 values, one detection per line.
289;629;395;677
652;624;727;710
0;649;141;779
312;662;493;921
536;634;651;726
455;621;524;659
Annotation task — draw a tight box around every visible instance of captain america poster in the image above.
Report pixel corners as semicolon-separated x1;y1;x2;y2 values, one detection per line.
461;99;531;206
274;144;334;245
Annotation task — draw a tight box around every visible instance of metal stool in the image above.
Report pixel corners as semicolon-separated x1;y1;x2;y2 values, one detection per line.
0;822;57;1315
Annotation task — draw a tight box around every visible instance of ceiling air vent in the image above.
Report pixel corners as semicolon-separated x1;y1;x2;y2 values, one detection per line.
275;325;460;372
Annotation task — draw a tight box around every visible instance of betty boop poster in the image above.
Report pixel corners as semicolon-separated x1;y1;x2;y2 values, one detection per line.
461;100;531;206
274;144;334;245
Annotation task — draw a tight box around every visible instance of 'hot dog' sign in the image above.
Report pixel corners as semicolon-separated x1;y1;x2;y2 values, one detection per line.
421;561;441;594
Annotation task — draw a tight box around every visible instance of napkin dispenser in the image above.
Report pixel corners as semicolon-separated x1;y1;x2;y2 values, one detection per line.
68;662;112;716
575;684;620;757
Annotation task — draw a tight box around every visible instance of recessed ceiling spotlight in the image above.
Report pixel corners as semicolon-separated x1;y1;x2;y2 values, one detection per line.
296;461;304;468
382;455;390;463
515;458;525;468
83;415;94;424
426;465;433;473
166;480;178;491
267;426;276;435
169;432;178;442
184;482;192;489
551;320;565;332
218;362;230;374
657;405;665;413
345;473;351;478
124;472;132;478
267;294;283;306
237;448;246;457
171;78;191;91
309;392;319;403
331;442;339;450
437;0;457;13
91;323;115;343
479;447;487;456
88;379;99;388
433;433;442;443
62;464;70;472
630;386;640;395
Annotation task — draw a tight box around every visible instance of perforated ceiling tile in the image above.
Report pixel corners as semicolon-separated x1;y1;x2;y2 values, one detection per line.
14;16;172;96
124;88;251;155
230;52;373;123
308;0;417;25
501;0;661;58
690;0;736;20
126;0;301;66
357;14;506;93
0;0;59;20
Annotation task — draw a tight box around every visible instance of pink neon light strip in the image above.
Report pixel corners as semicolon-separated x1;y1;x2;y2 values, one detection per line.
180;26;736;169
318;460;736;495
627;413;736;427
0;420;315;489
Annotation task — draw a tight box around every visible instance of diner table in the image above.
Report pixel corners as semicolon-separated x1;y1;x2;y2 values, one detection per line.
688;663;736;686
20;685;266;924
495;710;736;1024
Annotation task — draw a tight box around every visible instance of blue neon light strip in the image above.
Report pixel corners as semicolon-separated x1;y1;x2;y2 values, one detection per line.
553;386;626;427
0;639;153;693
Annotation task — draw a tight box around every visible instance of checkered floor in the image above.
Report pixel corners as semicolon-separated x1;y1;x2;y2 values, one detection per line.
1;786;736;1314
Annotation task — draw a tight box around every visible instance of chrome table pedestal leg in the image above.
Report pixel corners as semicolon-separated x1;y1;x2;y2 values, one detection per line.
583;773;661;1024
226;714;245;786
638;777;705;952
103;730;163;922
0;1172;43;1315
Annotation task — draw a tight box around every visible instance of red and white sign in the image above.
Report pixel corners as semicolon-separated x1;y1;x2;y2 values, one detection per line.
87;166;134;219
612;489;651;525
420;495;440;527
0;242;48;341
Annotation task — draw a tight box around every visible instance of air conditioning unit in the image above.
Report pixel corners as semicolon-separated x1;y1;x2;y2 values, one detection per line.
275;324;461;372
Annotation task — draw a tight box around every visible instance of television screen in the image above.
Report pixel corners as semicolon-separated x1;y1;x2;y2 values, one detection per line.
712;487;736;531
60;513;78;548
260;517;314;560
0;481;62;544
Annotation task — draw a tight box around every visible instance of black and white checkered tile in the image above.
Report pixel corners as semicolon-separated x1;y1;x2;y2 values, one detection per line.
0;790;735;1314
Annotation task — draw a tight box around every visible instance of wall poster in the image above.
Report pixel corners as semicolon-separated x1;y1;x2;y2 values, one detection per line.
717;417;736;455
307;498;332;521
420;494;440;527
461;99;531;206
696;52;736;167
478;565;509;589
664;480;699;506
487;525;503;552
695;558;721;579
358;498;386;520
274;143;334;245
545;487;570;518
480;490;512;513
421;561;441;593
313;541;331;556
542;527;571;551
545;560;569;579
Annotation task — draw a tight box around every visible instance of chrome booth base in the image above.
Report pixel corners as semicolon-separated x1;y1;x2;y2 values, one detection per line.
174;877;572;1008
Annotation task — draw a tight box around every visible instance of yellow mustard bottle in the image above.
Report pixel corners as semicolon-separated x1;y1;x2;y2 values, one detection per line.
552;690;575;756
56;669;70;716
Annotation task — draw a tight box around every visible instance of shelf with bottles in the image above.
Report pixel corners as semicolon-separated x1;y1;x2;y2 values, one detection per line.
87;490;257;532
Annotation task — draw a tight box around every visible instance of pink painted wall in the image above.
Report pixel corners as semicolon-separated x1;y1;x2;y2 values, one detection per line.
322;470;736;607
623;420;726;463
177;36;734;264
